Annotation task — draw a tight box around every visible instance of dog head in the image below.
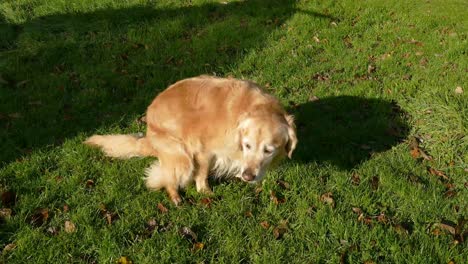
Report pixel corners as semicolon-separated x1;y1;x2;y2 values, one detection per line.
236;112;297;182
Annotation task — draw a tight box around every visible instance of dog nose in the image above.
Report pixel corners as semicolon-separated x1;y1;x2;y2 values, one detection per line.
242;169;256;181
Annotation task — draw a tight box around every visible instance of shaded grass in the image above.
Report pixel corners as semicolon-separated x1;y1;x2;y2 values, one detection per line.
1;0;467;263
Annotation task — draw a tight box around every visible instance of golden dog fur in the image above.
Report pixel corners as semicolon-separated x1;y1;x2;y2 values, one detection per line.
85;76;297;204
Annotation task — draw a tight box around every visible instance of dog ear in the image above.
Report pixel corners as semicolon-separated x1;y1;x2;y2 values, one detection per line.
284;114;297;159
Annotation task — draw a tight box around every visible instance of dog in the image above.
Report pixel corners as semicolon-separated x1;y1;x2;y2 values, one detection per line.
84;75;297;204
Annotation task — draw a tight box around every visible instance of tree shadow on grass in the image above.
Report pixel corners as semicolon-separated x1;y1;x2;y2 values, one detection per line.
0;0;334;165
291;96;410;169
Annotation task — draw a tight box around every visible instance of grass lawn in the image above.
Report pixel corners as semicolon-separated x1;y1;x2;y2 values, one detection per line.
1;0;467;263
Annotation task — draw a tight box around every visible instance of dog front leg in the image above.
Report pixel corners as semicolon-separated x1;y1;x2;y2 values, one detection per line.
194;154;213;194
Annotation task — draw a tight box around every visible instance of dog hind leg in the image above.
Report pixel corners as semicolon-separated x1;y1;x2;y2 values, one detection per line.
144;133;194;205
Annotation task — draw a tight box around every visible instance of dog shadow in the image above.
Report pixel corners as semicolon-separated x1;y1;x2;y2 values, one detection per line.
0;0;336;164
291;96;410;169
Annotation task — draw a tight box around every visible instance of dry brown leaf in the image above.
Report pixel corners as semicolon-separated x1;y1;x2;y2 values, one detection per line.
352;207;363;215
260;221;270;229
367;64;376;74
351;173;360;185
2;243;16;252
99;204;118;225
377;213;387;224
157;202;169;213
454;86;463;94
276;180;290;190
273;227;286;239
117;256;133;264
394;224;409;235
179;227;198;243
428;167;449;180
0;208;12;219
64;220;76;233
192;242;205;252
244;210;253;218
30;208;49;227
447;260;455;264
434;221;456;235
1;191;16;207
308;95;320;102
85;179;94;188
371;176;379;191
320;192;335;208
63;204;69;213
270;190;286;205
47;226;59;236
410;148;420;158
200;197;213;207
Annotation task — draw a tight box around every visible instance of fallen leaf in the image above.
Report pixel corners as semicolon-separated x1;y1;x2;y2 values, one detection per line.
157;202;169;213
276;180;290;190
320;192;335;208
200;197;213;207
63;204;69;213
30;208;49;227
370;176;379;190
260;221;270;229
192;242;204;252
0;208;12;219
358;214;373;225
64;220;76;233
244;210;253;218
2;243;16;252
376;213;387;224
410;148;420;158
179;227;198;243
352;207;363;215
455;86;463;94
273;221;288;240
47;226;59;236
351;173;360;185
308;95;320;102
146;218;157;233
444;189;457;198
427;167;449;180
85;179;94;188
313;36;320;43
364;260;375;264
367;64;376;74
420;58;428;66
270;190;286;205
99;204;118;225
394;224;410;235
447;260;455;264
1;191;16;207
433;221;456;235
117;256;133;264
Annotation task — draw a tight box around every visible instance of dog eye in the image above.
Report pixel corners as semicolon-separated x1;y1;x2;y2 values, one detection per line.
244;143;251;150
264;148;273;155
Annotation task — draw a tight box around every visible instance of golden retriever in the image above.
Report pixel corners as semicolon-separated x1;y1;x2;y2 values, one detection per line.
85;76;297;204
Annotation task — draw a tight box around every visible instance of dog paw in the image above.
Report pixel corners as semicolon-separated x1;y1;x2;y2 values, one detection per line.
197;185;213;195
171;195;182;206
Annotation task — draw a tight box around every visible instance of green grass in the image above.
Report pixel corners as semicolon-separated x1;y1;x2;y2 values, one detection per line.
1;0;467;263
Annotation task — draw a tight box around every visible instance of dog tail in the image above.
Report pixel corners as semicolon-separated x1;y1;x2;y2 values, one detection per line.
84;133;156;159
